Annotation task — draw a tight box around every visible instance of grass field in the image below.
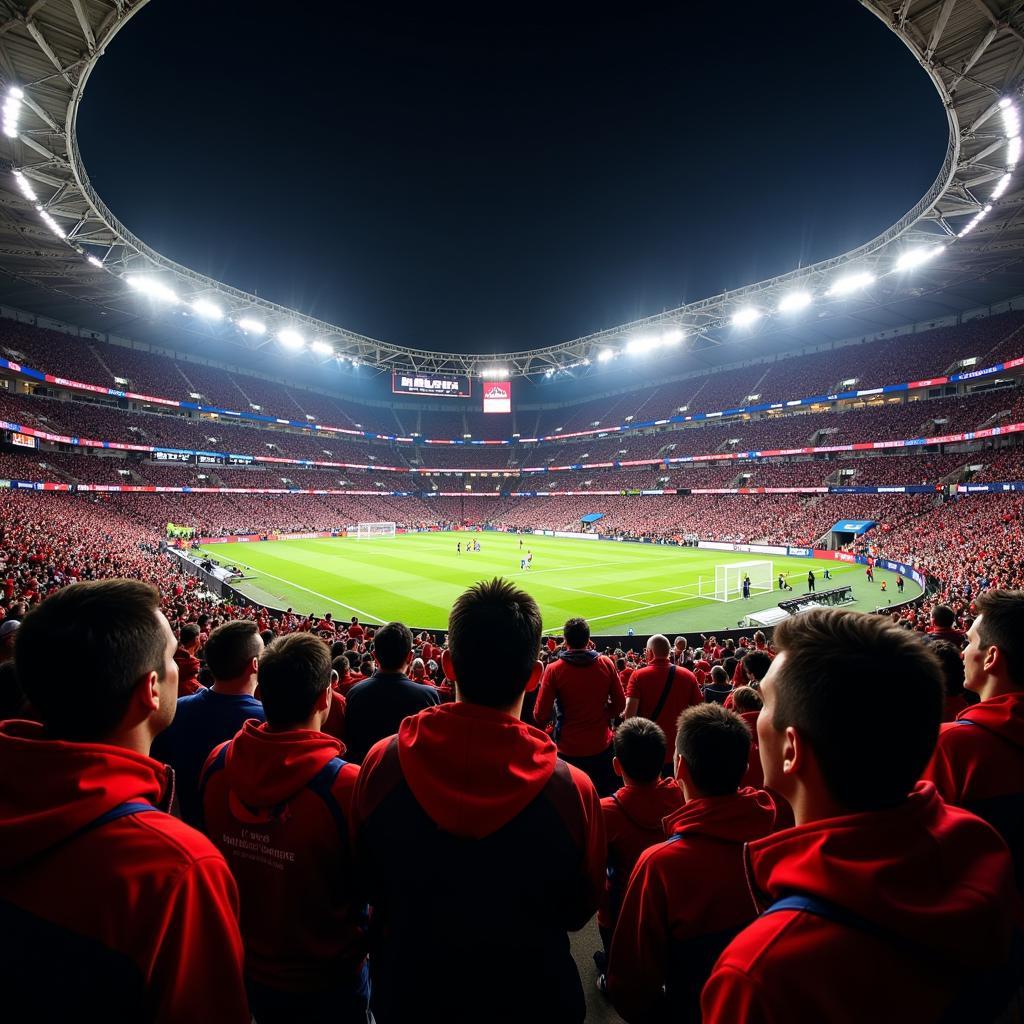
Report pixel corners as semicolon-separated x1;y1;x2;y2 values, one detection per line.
198;531;920;636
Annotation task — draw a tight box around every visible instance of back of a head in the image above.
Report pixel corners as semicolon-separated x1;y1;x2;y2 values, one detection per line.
675;704;752;796
332;654;350;677
15;580;166;742
563;617;590;650
771;608;943;811
260;629;275;647
974;589;1024;688
929;640;965;696
374;621;413;672
613;717;666;784
448;577;541;708
931;604;955;629
179;623;200;649
258;633;331;729
647;634;670;659
744;650;772;683
410;657;426;679
710;665;728;687
203;620;262;682
732;685;763;714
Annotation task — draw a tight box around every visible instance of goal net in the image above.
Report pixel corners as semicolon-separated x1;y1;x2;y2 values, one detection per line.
356;521;396;540
699;560;774;602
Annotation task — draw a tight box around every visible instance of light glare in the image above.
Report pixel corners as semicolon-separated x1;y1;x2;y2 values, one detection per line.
826;271;875;296
236;317;266;335
311;339;334;356
126;275;179;303
777;290;812;313
191;298;223;320
278;328;305;350
731;307;762;327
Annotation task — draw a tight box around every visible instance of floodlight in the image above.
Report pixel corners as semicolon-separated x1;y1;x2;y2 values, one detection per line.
730;307;762;327
236;317;266;334
626;335;659;355
481;366;508;378
1008;137;1022;165
777;290;812;313
8;87;23;100
278;328;305;350
86;254;103;268
826;271;874;296
992;173;1012;199
12;171;37;202
127;275;180;303
661;328;685;345
1000;96;1013;108
37;209;65;238
311;339;334;356
191;298;223;320
895;246;944;272
597;347;615;362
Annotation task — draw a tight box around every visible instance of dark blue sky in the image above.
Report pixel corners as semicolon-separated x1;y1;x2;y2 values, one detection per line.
78;0;948;354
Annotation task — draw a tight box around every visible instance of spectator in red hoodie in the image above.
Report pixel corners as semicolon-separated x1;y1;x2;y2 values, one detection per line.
625;634;703;771
533;616;625;796
703;608;1020;1023
350;578;605;1023
201;633;367;1023
923;603;967;647
0;580;248;1023
595;717;684;984
923;588;1024;892
608;703;775;1022
174;622;203;696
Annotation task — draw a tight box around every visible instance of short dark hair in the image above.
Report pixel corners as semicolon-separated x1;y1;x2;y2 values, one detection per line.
974;589;1024;687
732;685;763;713
563;617;590;649
931;604;956;629
743;651;772;683
448;578;542;708
929;640;965;697
771;608;943;811
675;704;751;796
332;654;350;676
710;665;728;686
179;623;201;647
373;621;413;672
258;633;332;728
613;717;666;784
15;580;167;741
260;629;275;647
203;620;261;681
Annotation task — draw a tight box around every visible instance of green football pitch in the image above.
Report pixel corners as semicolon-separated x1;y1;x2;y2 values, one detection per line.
198;531;920;636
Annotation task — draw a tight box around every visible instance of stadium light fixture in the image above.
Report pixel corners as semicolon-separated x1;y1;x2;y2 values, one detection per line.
626;335;659;356
35;206;66;239
777;290;812;313
3;87;23;139
311;339;334;356
12;170;37;202
278;328;305;350
895;246;945;272
992;172;1013;200
730;307;762;328
661;328;685;345
86;254;103;268
191;298;223;320
597;347;616;362
1008;136;1022;167
236;317;267;335
826;271;874;297
481;366;508;378
126;275;179;303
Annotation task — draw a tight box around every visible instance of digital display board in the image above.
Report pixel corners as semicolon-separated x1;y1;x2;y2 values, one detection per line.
10;431;36;449
153;450;192;463
482;380;512;414
392;372;471;398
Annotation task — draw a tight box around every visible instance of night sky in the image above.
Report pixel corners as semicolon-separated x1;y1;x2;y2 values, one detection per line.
77;0;948;355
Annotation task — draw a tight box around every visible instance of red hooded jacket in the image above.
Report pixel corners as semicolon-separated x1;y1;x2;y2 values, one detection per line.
626;659;703;763
923;690;1024;890
201;721;364;993
598;778;685;929
351;701;606;1023
534;650;626;757
0;720;248;1023
607;789;775;1023
702;783;1020;1023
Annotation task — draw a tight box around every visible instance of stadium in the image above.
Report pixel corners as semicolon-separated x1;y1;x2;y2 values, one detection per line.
0;2;1023;1023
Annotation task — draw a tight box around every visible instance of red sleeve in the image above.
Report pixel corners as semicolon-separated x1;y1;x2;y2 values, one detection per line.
149;855;249;1024
920;730;963;803
533;663;558;729
607;659;626;718
625;668;643;703
564;765;607;932
701;964;774;1024
607;847;671;1023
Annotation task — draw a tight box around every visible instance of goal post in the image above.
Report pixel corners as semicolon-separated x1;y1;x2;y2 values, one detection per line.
699;560;774;602
356;521;396;540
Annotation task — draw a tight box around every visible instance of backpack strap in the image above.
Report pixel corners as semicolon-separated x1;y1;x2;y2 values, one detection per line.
306;756;350;848
195;740;231;832
650;665;677;723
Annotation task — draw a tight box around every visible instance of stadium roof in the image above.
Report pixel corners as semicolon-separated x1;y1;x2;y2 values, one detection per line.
0;0;1023;381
